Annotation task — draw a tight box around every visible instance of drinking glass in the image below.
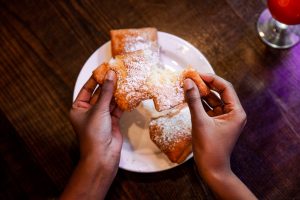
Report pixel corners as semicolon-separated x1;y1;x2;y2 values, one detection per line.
257;0;300;49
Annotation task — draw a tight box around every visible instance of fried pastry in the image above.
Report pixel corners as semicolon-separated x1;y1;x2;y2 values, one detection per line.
148;66;210;111
149;106;192;163
93;49;157;110
92;50;210;111
110;27;159;57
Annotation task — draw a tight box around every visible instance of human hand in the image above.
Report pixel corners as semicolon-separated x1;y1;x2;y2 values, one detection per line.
184;73;247;177
61;70;123;200
183;74;256;200
70;70;123;171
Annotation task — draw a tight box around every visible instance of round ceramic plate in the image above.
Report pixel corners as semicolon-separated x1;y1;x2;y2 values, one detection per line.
73;32;214;173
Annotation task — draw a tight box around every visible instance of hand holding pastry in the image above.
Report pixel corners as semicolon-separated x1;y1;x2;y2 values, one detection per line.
61;71;123;200
93;28;210;112
184;73;256;200
70;70;122;167
184;73;246;174
93;51;210;112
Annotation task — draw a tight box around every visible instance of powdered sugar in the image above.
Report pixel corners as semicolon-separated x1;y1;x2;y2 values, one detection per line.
108;49;159;109
108;28;188;111
149;107;191;151
124;36;152;52
109;47;186;111
147;66;185;111
123;33;157;53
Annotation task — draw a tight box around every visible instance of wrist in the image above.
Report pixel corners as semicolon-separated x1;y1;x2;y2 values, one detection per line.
80;152;120;174
78;155;118;190
194;156;232;182
198;167;257;200
61;154;118;200
204;167;234;183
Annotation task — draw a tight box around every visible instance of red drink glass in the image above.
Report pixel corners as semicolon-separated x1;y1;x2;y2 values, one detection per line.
257;0;300;48
268;0;300;25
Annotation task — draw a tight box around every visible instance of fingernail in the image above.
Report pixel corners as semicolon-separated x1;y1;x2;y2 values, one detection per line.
105;70;115;81
184;79;194;91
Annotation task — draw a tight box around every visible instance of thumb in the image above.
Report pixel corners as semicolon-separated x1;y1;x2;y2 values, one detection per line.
96;70;117;110
184;79;208;124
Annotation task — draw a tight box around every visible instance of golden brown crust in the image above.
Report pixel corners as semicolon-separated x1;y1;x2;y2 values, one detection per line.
176;144;192;164
92;63;110;84
147;67;183;112
181;67;211;97
149;107;192;163
92;59;211;112
148;67;211;112
93;28;210;112
110;27;158;57
93;50;155;111
92;27;211;164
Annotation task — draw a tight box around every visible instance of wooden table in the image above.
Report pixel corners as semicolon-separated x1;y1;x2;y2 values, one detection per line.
1;0;300;199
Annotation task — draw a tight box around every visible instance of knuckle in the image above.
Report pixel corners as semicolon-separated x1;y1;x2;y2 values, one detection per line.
185;86;200;98
104;78;114;85
101;80;114;93
71;103;78;111
104;79;114;87
186;94;201;105
240;111;247;123
101;86;110;94
235;108;247;124
225;80;234;89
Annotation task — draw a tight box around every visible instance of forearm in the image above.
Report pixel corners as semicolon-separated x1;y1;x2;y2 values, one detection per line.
202;169;257;200
60;156;117;200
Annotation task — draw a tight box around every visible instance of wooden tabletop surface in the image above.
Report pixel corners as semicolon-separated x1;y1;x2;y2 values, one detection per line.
1;0;300;199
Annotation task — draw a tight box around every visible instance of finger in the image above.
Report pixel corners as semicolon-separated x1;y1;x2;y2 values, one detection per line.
111;106;123;120
200;74;242;110
111;106;123;139
73;76;97;106
206;110;216;117
90;86;101;105
201;99;222;117
209;107;224;117
201;99;212;112
202;92;225;116
109;99;117;113
201;100;217;117
96;70;117;110
203;91;224;109
184;79;208;124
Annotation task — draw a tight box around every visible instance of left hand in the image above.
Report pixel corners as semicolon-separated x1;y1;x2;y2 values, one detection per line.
70;70;123;171
61;70;122;200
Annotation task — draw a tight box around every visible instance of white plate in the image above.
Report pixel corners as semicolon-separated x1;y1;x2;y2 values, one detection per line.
73;32;214;173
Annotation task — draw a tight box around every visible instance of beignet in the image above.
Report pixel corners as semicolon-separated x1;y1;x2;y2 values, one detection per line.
92;50;210;111
149;106;192;163
110;27;159;57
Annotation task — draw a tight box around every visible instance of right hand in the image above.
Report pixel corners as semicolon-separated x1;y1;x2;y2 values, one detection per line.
184;73;247;177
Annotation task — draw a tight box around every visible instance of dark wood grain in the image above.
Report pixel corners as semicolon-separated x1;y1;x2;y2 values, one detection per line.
1;0;300;199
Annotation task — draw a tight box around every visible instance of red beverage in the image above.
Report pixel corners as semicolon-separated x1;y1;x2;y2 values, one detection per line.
268;0;300;25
